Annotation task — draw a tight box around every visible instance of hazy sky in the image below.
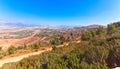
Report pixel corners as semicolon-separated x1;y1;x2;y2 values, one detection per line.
0;0;120;26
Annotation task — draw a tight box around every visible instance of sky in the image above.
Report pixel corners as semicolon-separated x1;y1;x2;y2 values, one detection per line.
0;0;120;26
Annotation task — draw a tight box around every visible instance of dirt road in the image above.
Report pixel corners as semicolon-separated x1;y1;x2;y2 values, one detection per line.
0;43;66;67
0;47;52;67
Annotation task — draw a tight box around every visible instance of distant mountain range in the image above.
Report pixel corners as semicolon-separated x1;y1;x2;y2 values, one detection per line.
0;21;104;30
42;25;81;29
0;21;81;30
0;22;37;30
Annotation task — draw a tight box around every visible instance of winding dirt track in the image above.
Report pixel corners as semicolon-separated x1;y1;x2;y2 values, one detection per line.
0;47;52;67
0;44;66;67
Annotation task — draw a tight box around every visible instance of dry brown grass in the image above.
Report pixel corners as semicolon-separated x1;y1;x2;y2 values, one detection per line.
0;28;41;51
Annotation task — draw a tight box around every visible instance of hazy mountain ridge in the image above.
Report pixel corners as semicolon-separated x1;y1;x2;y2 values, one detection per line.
0;22;36;30
0;21;81;30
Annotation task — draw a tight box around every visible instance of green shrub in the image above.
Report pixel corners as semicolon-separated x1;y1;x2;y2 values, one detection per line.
8;46;17;54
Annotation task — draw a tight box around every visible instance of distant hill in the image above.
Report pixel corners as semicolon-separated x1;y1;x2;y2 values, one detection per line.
73;24;105;31
3;23;34;27
113;21;120;28
81;24;105;29
0;22;36;30
42;25;81;29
